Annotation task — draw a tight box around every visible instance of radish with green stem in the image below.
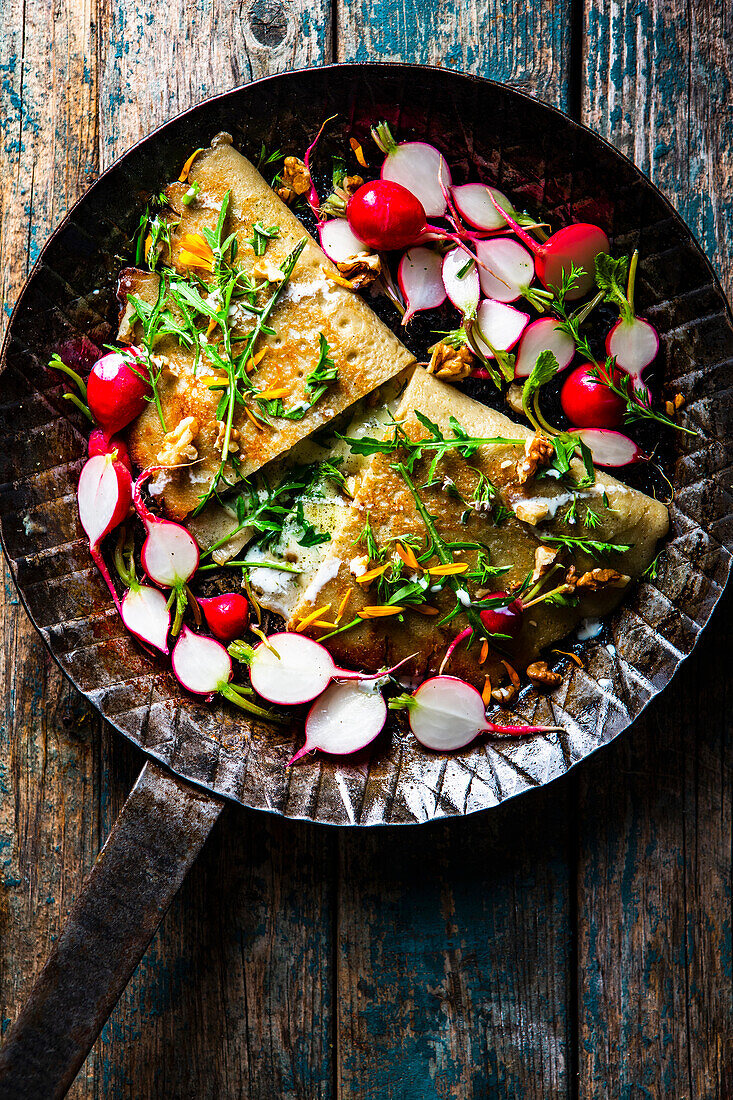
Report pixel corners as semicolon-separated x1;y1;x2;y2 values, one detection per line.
172;626;284;720
372;121;450;217
390;676;563;751
289;681;388;764
475;238;535;303
114;537;171;652
572;428;644;467
442;249;480;317
514;318;576;379
230;631;414;706
474;300;529;362
488;193;609;298
77;454;133;612
597;251;659;376
133;469;200;634
86;348;151;434
398;247;446;324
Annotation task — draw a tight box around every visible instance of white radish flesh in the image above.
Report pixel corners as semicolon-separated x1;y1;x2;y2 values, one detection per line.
121;585;170;653
606;317;659;377
78;455;131;549
409;676;488;751
476;238;534;303
382;142;450;217
442;249;480;317
514;318;576;379
289;682;387;764
142;521;199;587
475;299;529;355
573;428;643;467
319;218;371;263
172;626;232;695
451;183;514;231
398;247;446;324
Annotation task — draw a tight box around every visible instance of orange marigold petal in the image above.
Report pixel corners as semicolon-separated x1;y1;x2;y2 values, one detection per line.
178;148;203;182
296;605;332;632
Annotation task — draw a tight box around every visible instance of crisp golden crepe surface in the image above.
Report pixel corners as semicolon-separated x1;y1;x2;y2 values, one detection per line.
288;369;669;688
124;138;415;519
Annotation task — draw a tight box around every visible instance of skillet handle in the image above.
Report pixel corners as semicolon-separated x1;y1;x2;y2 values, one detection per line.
0;760;223;1100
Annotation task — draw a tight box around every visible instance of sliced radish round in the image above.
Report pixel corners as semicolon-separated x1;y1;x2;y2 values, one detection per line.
382;142;451;217
442;249;480;317
409;676;488;751
514;317;576;379
573;428;644;467
319;218;371;263
141;521;199;588
606;316;659;377
474;299;529;355
475;237;534;303
121;584;170;653
398;247;446;324
289;681;387;764
451;183;514;231
172;626;232;696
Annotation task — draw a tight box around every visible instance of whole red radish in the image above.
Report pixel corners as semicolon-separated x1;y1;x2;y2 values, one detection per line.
199;593;249;643
87;348;151;434
479;596;524;639
561;362;625;429
88;427;132;473
347;180;426;251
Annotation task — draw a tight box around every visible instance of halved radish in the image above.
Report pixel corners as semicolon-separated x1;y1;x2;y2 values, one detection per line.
451;183;516;231
241;631;412;706
474;299;529;355
514;317;576;379
172;626;284;720
475;238;534;303
606;317;659;377
572;428;644;467
121;584;170;653
319;218;371;263
392;676;562;751
134;468;200;633
289;681;387;764
373;123;451;217
77;453;133;613
442;249;480;317
398;247;446;324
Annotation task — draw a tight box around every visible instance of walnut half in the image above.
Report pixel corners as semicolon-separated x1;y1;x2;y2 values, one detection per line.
428;342;476;382
158;416;199;467
516;432;554;485
526;661;563;689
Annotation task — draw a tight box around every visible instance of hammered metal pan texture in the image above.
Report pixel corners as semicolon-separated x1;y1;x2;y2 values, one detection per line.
1;65;731;825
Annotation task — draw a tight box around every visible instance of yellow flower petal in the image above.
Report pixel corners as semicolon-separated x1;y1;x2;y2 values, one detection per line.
179;249;213;272
358;606;405;619
296;605;332;632
257;386;291;400
349;137;368;168
396;543;421;571
336;589;352;623
178;148;203;182
428;562;469;576
355;563;389;585
482;676;492;705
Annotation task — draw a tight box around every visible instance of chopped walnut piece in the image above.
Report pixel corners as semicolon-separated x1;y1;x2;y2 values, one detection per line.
158;416;199;467
575;568;630;591
427;342;476;382
505;382;525;417
532;545;559;583
491;682;518;706
516;432;554;485
276;156;311;205
513;499;550;526
215;421;240;454
563;565;579;594
664;392;686;417
526;661;563;689
253;257;285;283
336;252;381;288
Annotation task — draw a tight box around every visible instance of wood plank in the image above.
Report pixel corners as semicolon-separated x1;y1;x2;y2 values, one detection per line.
580;4;733;1093
336;791;574;1100
336;0;573;110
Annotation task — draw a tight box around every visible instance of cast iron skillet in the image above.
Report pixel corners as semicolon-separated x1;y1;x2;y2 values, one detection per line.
0;65;731;1097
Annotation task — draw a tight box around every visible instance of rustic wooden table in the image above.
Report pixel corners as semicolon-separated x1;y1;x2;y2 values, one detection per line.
1;2;731;1096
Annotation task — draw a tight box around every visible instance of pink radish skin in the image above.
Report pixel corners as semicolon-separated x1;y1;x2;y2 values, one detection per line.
475;238;535;303
87;348;150;434
348;180;427;251
487;193;609;299
289;681;387;765
133;470;199;589
573;428;644;467
77;453;133;613
172;627;283;720
475;299;529;355
451;184;516;231
319;218;371;263
405;676;562;751
606;317;659;377
442;249;480;317
398;247;447;324
199;593;249;643
87;428;132;473
247;632;413;706
121;584;170;653
514;318;576;379
381;141;451;218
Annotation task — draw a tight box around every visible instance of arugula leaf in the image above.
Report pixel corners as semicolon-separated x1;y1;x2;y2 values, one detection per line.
595;252;630;318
